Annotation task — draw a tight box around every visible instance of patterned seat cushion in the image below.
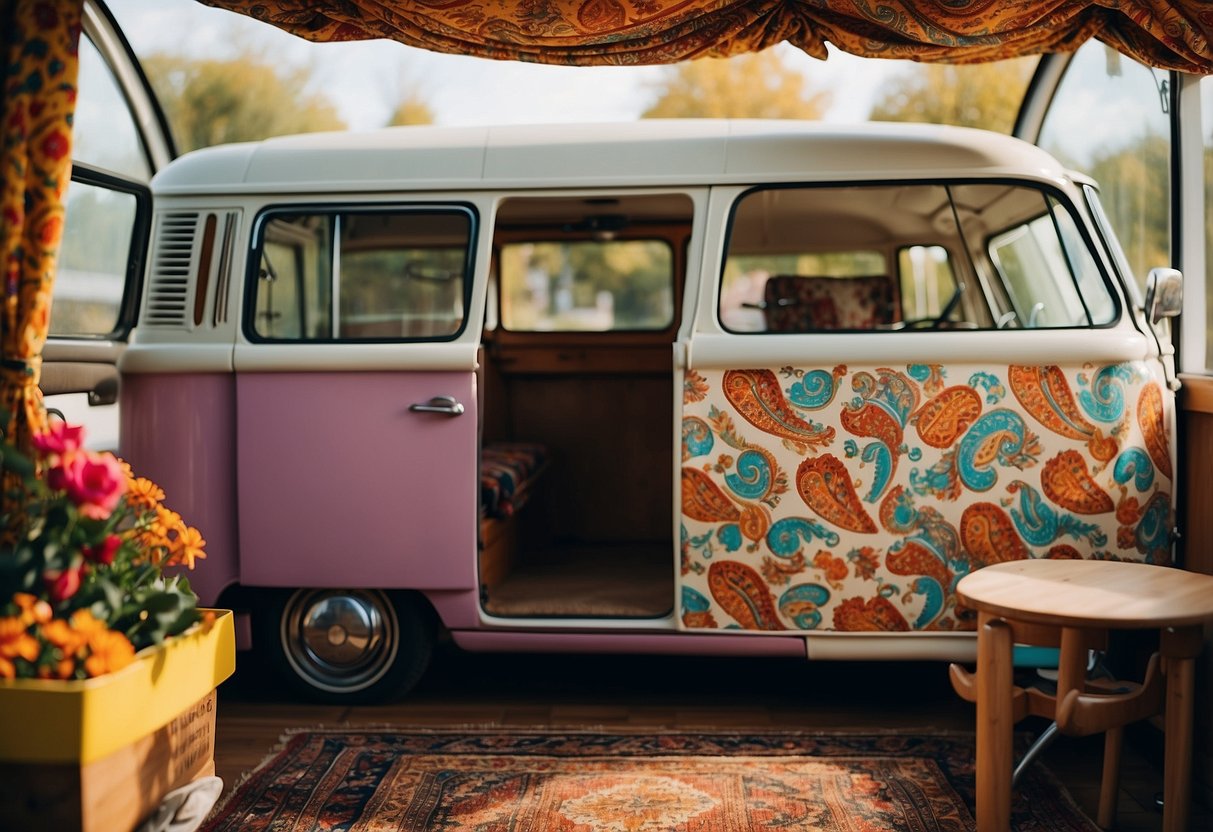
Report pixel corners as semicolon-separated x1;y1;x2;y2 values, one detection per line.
762;275;895;332
480;442;548;519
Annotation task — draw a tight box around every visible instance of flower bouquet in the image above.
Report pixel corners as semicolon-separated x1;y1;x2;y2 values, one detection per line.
0;421;206;679
0;421;234;832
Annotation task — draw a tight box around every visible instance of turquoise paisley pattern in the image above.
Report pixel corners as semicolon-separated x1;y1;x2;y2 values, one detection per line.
680;363;1174;634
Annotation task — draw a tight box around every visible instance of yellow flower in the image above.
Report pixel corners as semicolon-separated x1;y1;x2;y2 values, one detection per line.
127;477;166;510
168;526;206;570
84;629;135;677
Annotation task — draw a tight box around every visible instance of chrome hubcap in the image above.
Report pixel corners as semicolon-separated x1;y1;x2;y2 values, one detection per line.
281;590;399;693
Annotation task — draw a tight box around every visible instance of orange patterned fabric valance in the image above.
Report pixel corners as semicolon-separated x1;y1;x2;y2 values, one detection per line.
198;0;1213;72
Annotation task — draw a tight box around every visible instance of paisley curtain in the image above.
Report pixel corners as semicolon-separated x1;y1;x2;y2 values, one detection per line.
0;0;81;528
199;0;1213;72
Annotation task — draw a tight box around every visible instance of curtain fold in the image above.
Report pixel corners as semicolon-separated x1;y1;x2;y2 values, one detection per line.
1;0;82;527
196;0;1212;72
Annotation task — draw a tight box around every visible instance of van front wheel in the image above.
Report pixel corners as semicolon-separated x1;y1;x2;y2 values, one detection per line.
259;588;433;704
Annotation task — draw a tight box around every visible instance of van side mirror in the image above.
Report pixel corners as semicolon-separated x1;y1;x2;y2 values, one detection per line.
1144;268;1182;325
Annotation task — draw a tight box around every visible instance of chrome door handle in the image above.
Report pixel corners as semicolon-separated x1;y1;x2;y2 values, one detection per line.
409;395;465;416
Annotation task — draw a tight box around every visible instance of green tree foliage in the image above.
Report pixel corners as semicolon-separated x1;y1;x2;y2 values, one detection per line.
869;57;1037;133
143;52;346;153
642;50;829;120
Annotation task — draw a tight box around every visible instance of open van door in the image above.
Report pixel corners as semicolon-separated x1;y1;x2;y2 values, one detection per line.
41;0;173;446
677;137;1175;656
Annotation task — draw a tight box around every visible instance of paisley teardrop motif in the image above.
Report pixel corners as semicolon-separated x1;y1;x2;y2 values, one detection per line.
914;386;983;448
1137;382;1172;481
708;560;785;630
833;596;910;632
796;455;877;533
681;467;740;523
681;416;714;461
1010;365;1099;439
778;583;831;629
959;502;1030;567
1041;450;1114;515
723;369;834;452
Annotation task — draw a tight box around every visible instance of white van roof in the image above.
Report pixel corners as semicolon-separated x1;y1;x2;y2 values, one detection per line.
152;119;1068;195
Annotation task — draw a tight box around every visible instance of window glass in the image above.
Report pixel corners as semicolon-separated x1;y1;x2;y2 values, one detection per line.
499;241;673;331
250;209;472;341
50;180;138;336
1038;41;1170;295
74;34;151;181
897;246;957;322
721;183;1114;332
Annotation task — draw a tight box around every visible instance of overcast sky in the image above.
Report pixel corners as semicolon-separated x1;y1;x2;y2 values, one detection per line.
107;0;908;130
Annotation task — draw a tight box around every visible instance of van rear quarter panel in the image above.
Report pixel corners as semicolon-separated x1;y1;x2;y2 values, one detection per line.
120;373;238;607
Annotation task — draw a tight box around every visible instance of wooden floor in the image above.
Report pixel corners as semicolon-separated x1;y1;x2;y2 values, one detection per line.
214;637;1208;831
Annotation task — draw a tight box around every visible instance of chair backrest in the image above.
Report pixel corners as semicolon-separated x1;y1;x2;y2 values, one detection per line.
762;274;896;332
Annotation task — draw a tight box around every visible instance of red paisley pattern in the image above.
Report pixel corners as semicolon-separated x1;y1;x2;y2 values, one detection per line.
1009;365;1097;440
959;503;1030;566
1137;382;1172;480
723;369;834;452
681;467;741;523
708;561;784;630
886;541;953;596
683;363;1172;634
199;1;1213;71
1040;449;1114;515
796;455;877;534
914;386;983;449
833;596;910;632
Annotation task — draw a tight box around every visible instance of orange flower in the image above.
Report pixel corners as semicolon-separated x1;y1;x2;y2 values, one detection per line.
168;525;206;570
127;477;166;510
0;617;39;660
84;629;135;677
12;593;52;626
41;618;87;658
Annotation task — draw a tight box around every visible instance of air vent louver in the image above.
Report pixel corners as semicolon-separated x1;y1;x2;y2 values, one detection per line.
145;212;200;327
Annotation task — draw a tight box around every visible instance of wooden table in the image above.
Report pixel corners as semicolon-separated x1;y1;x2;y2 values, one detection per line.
953;559;1213;832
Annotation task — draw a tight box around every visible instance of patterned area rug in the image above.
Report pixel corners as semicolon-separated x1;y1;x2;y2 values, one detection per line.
201;730;1097;831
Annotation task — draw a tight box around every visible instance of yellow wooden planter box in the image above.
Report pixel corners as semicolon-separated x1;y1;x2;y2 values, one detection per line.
0;609;236;832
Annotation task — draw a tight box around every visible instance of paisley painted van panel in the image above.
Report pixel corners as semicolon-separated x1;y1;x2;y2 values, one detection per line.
679;362;1173;633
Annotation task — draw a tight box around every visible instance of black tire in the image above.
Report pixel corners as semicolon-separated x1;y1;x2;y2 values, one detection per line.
256;588;434;704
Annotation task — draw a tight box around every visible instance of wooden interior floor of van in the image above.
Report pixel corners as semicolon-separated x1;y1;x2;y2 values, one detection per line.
482;542;673;618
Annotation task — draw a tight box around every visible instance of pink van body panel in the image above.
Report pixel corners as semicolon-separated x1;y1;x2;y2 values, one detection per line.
450;630;806;657
236;371;478;590
119;373;239;607
423;589;483;630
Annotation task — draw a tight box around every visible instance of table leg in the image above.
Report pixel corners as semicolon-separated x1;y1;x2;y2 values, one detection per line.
976;616;1014;832
1162;653;1195;832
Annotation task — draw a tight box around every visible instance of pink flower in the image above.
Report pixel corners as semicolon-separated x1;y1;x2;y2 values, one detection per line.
44;565;84;603
83;534;122;566
57;451;127;520
32;422;84;457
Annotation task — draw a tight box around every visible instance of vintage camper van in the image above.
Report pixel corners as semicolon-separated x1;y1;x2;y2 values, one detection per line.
72;119;1176;701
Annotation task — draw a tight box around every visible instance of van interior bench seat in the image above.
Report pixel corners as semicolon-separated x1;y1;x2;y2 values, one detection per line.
480;441;549;520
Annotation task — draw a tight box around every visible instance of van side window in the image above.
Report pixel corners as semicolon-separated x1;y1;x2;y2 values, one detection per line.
249;208;473;342
720;183;1117;332
498;240;674;332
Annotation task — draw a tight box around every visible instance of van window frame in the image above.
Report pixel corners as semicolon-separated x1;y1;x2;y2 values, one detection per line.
717;178;1122;334
242;202;479;345
50;162;152;342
